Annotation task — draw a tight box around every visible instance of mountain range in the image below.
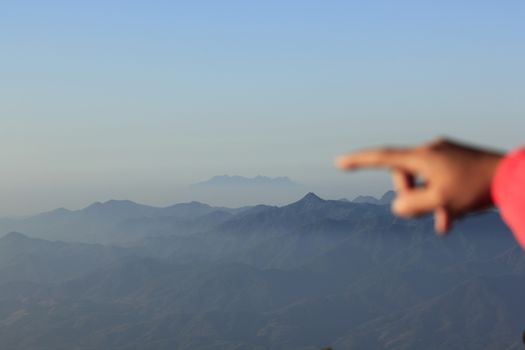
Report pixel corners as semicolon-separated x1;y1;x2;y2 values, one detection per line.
0;192;522;349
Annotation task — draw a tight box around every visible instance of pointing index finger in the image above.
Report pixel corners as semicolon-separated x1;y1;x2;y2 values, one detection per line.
336;147;417;171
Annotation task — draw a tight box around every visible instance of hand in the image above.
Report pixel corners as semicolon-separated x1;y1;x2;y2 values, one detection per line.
336;138;504;234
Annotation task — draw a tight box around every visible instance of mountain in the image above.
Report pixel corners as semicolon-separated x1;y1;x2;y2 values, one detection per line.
0;199;238;243
353;190;396;205
352;195;380;204
0;232;128;284
0;192;521;349
193;175;303;188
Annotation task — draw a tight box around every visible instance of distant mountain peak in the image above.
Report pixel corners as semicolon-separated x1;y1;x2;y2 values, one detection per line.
284;192;326;211
353;191;396;205
1;231;29;241
301;192;323;203
166;201;211;210
84;199;145;211
100;199;142;207
352;195;380;204
105;199;136;205
193;175;303;187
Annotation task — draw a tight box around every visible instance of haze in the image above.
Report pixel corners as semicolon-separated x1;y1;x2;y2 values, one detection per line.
1;1;524;216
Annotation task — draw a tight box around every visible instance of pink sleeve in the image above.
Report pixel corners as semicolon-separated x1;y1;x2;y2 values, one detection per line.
492;148;525;248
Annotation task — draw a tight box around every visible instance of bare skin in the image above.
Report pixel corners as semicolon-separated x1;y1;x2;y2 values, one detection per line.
336;138;504;234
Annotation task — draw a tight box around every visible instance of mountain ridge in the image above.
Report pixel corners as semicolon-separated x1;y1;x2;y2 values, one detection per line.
0;192;519;349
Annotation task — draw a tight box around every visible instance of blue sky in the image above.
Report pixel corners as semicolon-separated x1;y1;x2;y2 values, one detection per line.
1;0;524;215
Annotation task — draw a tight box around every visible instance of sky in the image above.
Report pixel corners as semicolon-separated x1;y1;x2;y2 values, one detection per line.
1;0;524;215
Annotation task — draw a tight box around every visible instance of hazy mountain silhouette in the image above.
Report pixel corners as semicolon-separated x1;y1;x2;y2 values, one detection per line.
353;190;395;205
193;175;303;188
0;199;241;243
